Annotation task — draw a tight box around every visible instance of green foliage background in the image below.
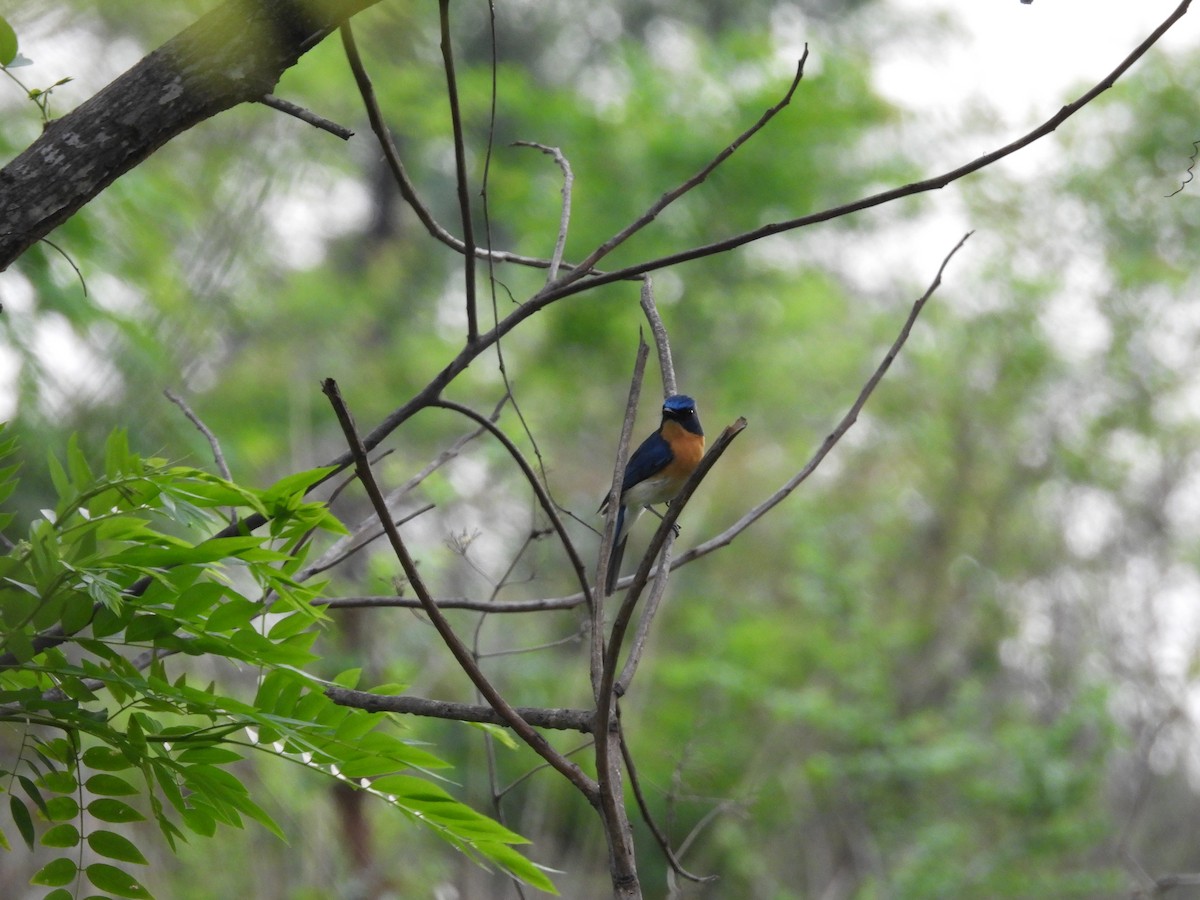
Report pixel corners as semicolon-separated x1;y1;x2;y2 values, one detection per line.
3;0;1200;897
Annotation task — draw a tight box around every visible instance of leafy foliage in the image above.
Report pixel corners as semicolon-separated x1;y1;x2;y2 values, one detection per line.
0;427;553;896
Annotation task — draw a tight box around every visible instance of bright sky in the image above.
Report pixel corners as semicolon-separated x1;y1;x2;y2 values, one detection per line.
879;0;1195;126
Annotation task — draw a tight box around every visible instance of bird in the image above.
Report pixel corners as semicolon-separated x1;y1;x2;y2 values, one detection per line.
600;394;705;594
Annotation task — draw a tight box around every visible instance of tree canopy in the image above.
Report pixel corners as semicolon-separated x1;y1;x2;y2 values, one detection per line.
2;1;1200;897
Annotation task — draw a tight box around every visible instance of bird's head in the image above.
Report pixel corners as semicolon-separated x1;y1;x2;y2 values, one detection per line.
662;394;703;436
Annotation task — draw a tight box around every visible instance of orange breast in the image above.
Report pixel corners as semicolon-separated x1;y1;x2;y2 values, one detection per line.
659;421;705;480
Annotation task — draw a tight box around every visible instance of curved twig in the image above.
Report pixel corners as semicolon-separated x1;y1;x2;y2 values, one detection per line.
430;399;594;611
540;2;1190;300
437;0;478;343
677;232;971;564
322;378;598;800
619;722;717;885
513;141;574;282
553;48;810;288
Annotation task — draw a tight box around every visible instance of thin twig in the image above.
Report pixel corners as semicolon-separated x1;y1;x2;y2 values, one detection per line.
297;503;435;580
258;94;354;140
438;0;478;343
615;534;673;696
676;232;971;564
317;594;587;612
620;722;717;885
321;378;598;799
164;388;231;480
325;687;593;733
296;406;498;582
38;238;88;297
596;338;650;691
339;22;554;272
543;2;1191;300
430;400;594;608
554;49;810;288
513;141;574;282
639;276;676;397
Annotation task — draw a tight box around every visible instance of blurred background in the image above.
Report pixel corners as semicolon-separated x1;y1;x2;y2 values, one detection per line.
2;0;1200;896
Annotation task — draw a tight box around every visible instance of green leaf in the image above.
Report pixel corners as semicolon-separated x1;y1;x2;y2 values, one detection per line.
87;798;145;823
110;535;264;569
85;862;154;899
85;774;139;796
38;770;77;794
0;16;11;67
262;465;338;503
175;746;242;765
9;795;34;849
478;840;560;894
30;856;77;887
88;829;149;864
204;597;260;634
42;890;73;900
40;822;81;848
18;774;48;816
180;806;216;837
44;796;80;821
82;746;134;771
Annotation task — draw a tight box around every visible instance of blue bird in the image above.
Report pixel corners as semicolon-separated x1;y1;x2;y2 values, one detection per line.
601;394;705;594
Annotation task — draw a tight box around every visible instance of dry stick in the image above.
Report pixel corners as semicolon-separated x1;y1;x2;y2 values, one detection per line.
318;594;584;612
513;141;574;283
544;0;1192;301
430;400;594;608
321;378;598;800
298;403;502;583
338;22;553;272
596;339;651;686
298;503;434;580
619;724;716;885
603;418;747;704
595;419;744;898
614;278;681;689
258;94;354;140
639;276;677;397
324;687;593;732
438;0;478;344
554;49;810;290
164;388;231;480
677;231;972;565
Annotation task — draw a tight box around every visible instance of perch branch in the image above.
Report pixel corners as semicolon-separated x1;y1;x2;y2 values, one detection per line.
322;378;597;800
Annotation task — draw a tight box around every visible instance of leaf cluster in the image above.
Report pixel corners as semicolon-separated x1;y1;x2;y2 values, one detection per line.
0;426;553;895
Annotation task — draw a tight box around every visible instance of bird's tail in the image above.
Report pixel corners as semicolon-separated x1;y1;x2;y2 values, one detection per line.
605;505;628;595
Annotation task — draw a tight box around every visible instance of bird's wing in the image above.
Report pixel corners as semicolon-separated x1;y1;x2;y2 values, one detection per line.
622;432;674;493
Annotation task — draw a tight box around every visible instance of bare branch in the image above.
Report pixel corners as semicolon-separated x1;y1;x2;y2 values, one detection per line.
620;725;717;885
677;233;971;565
339;21;560;273
639;276;676;397
322;378;598;800
318;593;588;613
543;1;1191;299
513;141;574;282
164;388;232;480
258;94;354;139
431;399;594;608
438;0;479;343
326;687;593;733
553;48;811;288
